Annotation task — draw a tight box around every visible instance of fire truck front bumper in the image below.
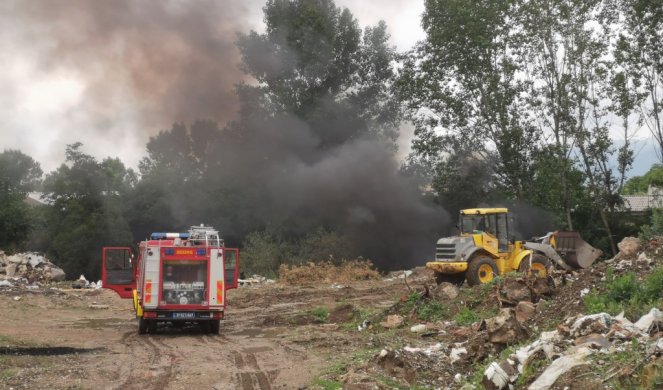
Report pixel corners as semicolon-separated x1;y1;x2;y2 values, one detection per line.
142;310;224;321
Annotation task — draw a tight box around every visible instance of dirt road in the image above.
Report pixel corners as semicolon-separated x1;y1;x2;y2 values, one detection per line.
0;279;404;389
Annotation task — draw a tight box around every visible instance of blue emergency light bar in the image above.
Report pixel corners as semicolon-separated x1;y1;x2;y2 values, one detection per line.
150;232;190;240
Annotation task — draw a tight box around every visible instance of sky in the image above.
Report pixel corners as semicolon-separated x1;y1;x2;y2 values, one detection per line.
0;0;658;176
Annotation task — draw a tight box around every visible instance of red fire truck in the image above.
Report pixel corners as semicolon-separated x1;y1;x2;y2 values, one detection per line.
101;225;239;334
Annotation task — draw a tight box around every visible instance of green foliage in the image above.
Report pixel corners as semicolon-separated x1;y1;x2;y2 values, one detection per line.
623;165;663;195
453;307;481;326
42;144;135;278
640;209;663;240
583;267;663;319
310;307;329;323
400;293;449;322
311;378;342;390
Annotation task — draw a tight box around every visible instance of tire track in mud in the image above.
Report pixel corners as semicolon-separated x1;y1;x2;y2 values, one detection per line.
114;330;180;390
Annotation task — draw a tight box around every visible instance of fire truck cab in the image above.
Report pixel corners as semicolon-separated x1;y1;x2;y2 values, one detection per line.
101;225;239;335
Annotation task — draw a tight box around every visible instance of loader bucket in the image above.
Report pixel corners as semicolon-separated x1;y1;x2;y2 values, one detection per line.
553;231;602;269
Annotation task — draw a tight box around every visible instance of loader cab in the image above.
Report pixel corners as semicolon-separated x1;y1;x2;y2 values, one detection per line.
459;208;510;252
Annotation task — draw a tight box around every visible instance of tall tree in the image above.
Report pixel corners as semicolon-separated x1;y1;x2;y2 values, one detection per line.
0;150;42;251
398;0;537;208
43;143;135;278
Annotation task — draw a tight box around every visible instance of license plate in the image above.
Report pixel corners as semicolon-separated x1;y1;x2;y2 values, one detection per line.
172;312;196;319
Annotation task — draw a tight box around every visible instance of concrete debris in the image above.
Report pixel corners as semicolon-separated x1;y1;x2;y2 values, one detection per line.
579;288;590;297
380;314;404;329
637;252;654;265
515;301;536;323
410;324;427;333
513;330;561;369
449;347;467;364
433;282;459;300
0;252;66;282
574;333;611;350
485;308;529;344
617;236;640;258
527;347;592;390
502;279;531;302
635;308;663;334
483;360;518;390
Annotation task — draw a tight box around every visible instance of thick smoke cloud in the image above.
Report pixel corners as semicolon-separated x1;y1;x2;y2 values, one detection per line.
0;0;263;168
3;0;450;269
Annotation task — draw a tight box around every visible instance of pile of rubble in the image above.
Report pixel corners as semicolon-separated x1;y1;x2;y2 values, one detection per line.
0;251;66;283
482;308;663;389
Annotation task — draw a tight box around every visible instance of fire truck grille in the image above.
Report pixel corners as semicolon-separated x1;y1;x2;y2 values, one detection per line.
435;243;457;260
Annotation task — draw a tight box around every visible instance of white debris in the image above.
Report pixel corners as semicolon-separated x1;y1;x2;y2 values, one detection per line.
450;347;468;364
410;324;427;333
528;347;592;390
379;349;389;358
330;283;345;289
579;288;590;297
399;270;413;279
357;319;370;331
13;296;21;301
404;342;444;356
514;331;561;371
569;313;612;337
635;308;663;333
484;360;518;389
0;280;14;287
454;373;463;382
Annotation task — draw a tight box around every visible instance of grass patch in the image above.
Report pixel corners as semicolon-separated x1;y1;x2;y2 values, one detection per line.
583;266;663;320
0;368;17;380
453;307;481;326
311;378;342;390
310;307;329;323
399;292;449;322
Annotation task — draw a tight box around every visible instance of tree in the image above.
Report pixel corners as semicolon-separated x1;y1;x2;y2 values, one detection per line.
615;0;663;160
236;0;400;149
42;143;135;278
398;0;537;205
0;150;42;251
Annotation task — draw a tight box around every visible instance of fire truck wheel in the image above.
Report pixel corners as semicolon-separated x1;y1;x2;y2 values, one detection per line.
466;255;498;286
210;320;220;334
147;320;157;334
138;317;148;334
199;321;211;333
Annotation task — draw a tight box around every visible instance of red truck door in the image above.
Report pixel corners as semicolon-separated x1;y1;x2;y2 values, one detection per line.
102;247;135;299
224;248;240;289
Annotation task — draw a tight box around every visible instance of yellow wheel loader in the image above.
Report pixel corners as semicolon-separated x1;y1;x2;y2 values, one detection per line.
426;208;602;286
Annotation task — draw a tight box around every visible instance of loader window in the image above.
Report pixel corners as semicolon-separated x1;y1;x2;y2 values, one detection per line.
162;260;207;305
497;213;509;251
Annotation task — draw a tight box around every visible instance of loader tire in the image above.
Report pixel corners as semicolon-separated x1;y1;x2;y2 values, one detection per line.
138;317;148;335
466;256;498;286
435;272;465;286
519;254;551;278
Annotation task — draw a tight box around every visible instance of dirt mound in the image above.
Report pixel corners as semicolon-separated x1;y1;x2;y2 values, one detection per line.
278;260;380;285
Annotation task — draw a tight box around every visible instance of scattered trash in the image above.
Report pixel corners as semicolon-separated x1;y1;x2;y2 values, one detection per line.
88;304;109;310
579;288;590;297
357;319;370;332
450;347;467;364
13;296;21;301
634;308;663;334
410;324;427;333
0;280;14;288
404;342;444;356
527;347;592;390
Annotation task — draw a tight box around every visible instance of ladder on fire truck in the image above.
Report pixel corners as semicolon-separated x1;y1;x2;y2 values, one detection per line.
188;225;224;247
